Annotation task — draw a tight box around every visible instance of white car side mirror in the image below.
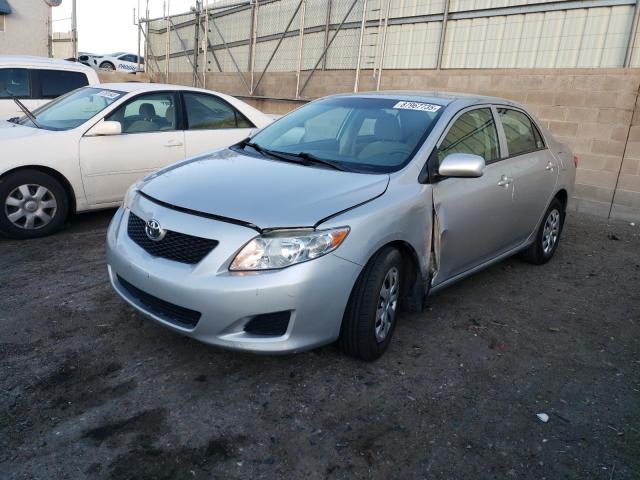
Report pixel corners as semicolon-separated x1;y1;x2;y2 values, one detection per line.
88;120;122;136
439;153;485;178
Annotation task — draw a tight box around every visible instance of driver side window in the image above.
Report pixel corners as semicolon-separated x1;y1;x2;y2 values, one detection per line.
106;92;177;134
438;108;499;164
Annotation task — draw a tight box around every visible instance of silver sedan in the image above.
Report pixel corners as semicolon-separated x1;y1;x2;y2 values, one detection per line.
106;92;576;361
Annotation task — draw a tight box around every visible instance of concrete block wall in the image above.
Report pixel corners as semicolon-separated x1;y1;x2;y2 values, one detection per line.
156;68;640;221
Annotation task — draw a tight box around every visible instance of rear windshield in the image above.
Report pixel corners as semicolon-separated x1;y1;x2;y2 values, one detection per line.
247;97;444;173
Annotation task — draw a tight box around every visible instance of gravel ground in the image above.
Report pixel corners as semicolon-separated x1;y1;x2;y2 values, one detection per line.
1;210;639;480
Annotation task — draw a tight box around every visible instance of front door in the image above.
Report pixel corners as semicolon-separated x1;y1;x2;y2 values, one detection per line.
79;91;185;206
431;106;520;285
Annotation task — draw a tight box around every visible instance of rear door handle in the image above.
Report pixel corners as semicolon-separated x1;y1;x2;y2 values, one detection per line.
497;175;513;187
164;141;183;148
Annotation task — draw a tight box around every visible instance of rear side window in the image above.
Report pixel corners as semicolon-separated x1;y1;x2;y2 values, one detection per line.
0;68;30;98
498;108;544;156
183;92;254;130
438;108;500;164
39;70;89;99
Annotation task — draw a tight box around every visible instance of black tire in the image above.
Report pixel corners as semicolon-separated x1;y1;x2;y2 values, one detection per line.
0;169;69;239
99;61;115;71
339;247;403;361
519;197;565;265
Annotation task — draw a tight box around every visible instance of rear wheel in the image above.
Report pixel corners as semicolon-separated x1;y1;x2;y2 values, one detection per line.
339;247;403;361
0;169;69;239
519;197;564;265
99;61;115;71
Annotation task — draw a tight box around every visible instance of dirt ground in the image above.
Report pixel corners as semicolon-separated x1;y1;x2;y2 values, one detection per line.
1;210;638;479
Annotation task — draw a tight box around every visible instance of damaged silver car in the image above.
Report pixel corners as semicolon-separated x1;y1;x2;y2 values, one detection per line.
106;92;576;360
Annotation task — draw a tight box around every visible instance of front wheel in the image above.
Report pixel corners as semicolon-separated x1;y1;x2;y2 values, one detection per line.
0;169;69;239
519;197;565;265
339;247;403;361
99;61;115;71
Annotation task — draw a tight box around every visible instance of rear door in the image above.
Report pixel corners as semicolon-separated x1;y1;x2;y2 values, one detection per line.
79;91;185;206
431;106;520;284
182;91;255;157
496;107;558;244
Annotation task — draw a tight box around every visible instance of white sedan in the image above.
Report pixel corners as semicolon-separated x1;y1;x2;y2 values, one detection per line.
0;83;273;238
86;53;144;73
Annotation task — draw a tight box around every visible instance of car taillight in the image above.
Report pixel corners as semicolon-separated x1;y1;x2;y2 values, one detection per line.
572;155;579;168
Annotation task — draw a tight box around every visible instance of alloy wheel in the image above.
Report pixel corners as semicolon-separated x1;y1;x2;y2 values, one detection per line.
375;266;400;343
542;208;560;255
4;184;58;230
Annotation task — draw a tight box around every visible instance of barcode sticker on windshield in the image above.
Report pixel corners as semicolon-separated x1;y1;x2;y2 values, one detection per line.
96;90;121;100
393;101;441;112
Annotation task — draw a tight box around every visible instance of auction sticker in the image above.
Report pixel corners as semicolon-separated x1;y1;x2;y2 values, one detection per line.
393;101;441;112
96;90;122;100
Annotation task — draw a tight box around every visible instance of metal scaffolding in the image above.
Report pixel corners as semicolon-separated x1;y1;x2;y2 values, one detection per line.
138;0;640;99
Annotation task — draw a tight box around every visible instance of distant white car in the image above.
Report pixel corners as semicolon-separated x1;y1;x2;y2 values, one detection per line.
0;56;99;119
85;52;144;73
0;83;273;238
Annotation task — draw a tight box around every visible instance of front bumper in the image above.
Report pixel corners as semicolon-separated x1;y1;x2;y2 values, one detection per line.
106;197;362;354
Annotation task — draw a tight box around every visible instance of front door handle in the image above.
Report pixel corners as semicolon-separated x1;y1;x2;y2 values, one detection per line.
545;161;555;172
497;175;513;188
164;141;184;148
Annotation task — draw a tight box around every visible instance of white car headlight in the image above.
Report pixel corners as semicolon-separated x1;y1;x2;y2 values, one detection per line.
230;227;350;271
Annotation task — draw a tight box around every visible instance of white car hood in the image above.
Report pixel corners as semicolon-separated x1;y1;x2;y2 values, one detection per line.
0;121;56;141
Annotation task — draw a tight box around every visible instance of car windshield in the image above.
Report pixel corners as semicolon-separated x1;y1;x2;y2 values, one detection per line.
18;87;125;131
244;97;444;173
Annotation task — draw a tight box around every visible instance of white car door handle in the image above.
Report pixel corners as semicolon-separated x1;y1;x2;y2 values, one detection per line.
164;141;183;148
545;161;555;171
497;175;513;187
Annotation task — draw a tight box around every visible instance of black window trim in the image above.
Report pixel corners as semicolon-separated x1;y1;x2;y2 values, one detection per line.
104;89;184;136
495;105;548;159
180;91;256;131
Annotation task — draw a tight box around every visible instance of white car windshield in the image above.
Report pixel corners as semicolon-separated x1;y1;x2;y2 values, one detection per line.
18;87;125;131
244;97;444;173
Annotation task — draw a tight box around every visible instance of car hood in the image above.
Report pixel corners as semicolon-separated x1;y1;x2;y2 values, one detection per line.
0;121;55;140
140;148;389;229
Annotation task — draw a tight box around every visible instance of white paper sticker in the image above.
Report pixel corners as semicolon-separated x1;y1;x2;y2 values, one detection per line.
393;101;441;113
96;90;122;100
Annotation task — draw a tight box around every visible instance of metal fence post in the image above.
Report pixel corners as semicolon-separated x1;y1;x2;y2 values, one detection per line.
625;0;640;67
436;0;450;69
354;0;368;92
323;0;332;70
376;0;391;91
296;0;307;99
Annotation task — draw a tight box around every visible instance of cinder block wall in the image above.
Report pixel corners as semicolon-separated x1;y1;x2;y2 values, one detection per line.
162;68;640;221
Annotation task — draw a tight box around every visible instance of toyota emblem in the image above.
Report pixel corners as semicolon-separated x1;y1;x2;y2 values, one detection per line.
145;219;166;242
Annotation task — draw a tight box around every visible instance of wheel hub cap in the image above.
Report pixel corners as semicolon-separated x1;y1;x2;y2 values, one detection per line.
4;184;57;230
375;266;400;343
542;208;560;254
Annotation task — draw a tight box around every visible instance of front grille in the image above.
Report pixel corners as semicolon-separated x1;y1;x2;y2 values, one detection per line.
117;275;201;328
244;311;291;336
127;213;218;264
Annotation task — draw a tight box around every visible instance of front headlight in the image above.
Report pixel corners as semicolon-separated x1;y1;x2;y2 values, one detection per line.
230;227;350;271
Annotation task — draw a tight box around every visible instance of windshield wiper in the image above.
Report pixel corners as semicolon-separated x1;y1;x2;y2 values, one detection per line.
236;138;350;172
5;91;42;129
283;151;352;172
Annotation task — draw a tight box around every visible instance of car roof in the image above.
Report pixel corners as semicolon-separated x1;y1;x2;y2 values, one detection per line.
325;90;522;109
0;55;95;72
94;83;231;94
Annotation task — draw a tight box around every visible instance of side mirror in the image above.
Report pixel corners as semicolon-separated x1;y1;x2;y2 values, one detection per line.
438;153;485;178
88;120;122;136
